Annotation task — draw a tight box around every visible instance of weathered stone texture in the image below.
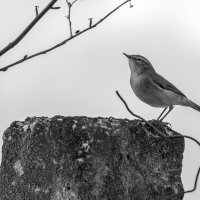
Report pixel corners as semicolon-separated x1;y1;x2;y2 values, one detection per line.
0;116;184;200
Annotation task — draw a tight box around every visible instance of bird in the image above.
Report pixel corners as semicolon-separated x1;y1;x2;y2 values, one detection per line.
123;53;200;121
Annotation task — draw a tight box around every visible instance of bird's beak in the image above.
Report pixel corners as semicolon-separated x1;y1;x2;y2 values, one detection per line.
123;52;131;59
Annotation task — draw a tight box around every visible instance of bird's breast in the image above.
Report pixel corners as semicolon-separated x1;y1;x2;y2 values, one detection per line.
130;74;167;107
130;73;142;92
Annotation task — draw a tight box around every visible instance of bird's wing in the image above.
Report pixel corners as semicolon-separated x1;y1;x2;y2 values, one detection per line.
151;73;186;97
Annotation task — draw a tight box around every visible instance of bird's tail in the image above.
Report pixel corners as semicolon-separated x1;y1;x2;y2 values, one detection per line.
181;99;200;112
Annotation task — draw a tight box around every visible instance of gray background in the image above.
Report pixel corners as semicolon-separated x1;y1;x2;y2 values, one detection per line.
0;0;200;199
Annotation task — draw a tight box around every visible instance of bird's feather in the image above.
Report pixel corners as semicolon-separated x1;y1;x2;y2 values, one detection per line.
151;73;186;97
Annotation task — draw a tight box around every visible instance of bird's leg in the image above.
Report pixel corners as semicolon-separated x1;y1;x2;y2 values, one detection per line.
159;105;174;122
157;107;168;121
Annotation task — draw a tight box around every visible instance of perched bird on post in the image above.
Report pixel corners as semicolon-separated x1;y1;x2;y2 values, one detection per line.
123;53;200;121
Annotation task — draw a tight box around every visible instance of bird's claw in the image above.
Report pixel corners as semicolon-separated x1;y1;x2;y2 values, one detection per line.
160;121;172;128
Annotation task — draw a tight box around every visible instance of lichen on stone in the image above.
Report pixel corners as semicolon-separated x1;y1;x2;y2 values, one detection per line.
0;116;184;200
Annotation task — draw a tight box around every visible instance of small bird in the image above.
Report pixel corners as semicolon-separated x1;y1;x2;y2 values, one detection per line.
123;53;200;121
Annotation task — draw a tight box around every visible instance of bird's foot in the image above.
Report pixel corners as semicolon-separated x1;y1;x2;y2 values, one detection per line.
150;118;172;128
154;118;172;127
160;121;172;128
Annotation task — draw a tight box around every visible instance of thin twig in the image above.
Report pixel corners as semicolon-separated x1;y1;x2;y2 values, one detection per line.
0;0;132;72
128;0;133;8
51;6;61;9
116;90;168;138
0;0;58;57
71;0;78;6
116;90;200;199
88;18;93;27
164;166;200;200
164;133;200;200
35;6;39;16
66;0;73;37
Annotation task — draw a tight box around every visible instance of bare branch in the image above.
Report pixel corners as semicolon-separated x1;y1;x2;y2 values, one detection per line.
65;0;79;36
91;0;131;28
35;6;39;16
66;0;73;37
71;0;78;6
0;0;132;72
88;18;93;27
163;133;200;200
128;0;133;8
0;0;58;57
116;90;200;200
50;6;61;9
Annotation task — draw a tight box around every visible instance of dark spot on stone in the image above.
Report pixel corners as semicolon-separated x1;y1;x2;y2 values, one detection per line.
127;154;131;160
66;183;71;190
165;187;174;195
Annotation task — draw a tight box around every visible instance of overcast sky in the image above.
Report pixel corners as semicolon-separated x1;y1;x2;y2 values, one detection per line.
1;0;200;199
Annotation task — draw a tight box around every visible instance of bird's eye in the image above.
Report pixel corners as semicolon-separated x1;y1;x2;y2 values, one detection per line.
135;58;141;61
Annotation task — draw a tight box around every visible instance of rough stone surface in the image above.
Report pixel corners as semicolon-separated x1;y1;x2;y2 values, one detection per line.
0;116;184;200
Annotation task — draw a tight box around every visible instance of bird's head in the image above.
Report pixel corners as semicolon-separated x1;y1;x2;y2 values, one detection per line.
123;53;155;75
